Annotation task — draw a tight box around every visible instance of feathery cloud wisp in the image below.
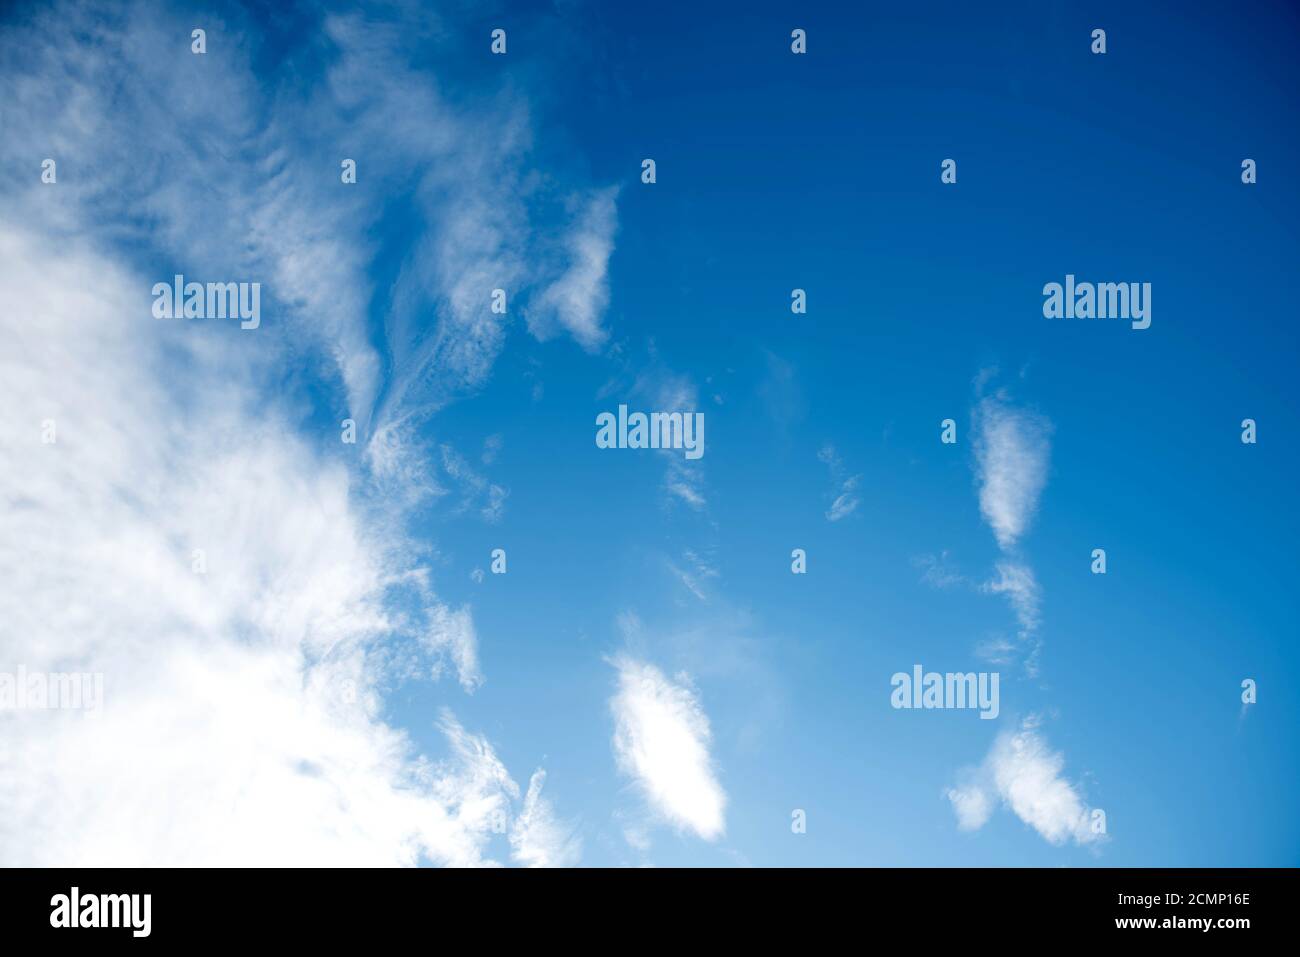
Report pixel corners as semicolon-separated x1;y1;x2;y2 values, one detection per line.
983;561;1041;636
947;720;1103;847
528;187;620;351
509;769;583;868
818;444;863;522
0;0;619;446
972;397;1051;550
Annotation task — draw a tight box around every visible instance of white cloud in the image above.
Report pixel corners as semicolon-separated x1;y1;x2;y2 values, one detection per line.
0;228;583;866
528;187;619;351
665;461;707;510
947;721;1103;847
972;396;1051;550
609;657;726;841
0;224;540;865
422;604;484;694
0;0;618;448
967;386;1052;673
0;3;386;423
947;782;994;831
826;476;863;522
653;373;708;511
666;549;719;602
439;444;509;524
818;444;862;522
0;0;604;870
973;635;1018;666
509;769;582;868
914;551;966;589
984;561;1040;630
622;825;653;853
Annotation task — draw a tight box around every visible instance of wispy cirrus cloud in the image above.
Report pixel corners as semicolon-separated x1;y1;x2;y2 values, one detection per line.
913;550;966;589
665;548;720;603
981;560;1043;675
818;443;862;522
318;11;620;436
0;0;619;464
983;561;1041;634
439;444;509;524
509;769;583;868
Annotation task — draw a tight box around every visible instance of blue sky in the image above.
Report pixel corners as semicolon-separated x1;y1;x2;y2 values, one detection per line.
1;0;1296;867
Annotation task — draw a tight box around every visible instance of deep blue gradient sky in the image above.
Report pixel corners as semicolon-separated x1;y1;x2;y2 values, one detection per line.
2;0;1297;867
410;0;1300;866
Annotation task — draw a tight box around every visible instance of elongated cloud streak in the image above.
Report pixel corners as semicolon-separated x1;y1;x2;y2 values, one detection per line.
609;657;727;841
973;397;1051;550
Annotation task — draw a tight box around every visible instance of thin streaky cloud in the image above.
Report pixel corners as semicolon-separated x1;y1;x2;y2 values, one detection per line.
818;443;862;522
509;769;583;868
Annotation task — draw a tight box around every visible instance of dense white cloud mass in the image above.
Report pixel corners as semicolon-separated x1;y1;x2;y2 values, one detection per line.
946;721;1103;847
609;657;727;841
0;227;527;865
972;396;1051;550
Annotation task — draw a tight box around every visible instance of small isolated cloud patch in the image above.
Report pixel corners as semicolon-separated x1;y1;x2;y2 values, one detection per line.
818;444;862;522
947;720;1104;848
608;656;726;842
